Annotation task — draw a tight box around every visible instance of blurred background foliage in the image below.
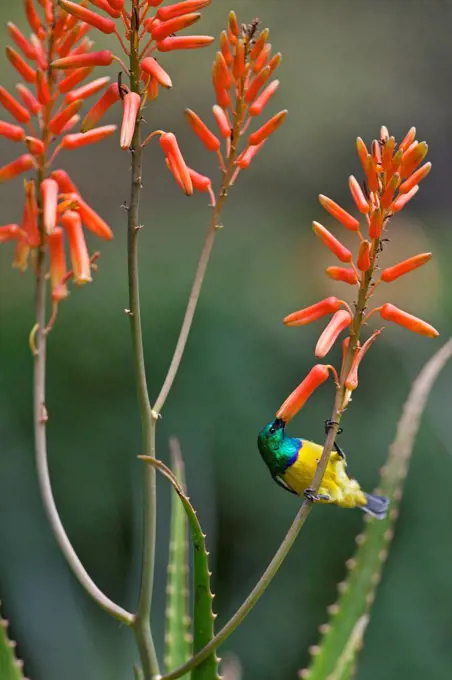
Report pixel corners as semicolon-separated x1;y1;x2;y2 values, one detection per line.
1;1;452;679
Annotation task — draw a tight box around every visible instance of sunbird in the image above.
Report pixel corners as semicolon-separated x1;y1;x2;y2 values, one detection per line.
257;419;389;519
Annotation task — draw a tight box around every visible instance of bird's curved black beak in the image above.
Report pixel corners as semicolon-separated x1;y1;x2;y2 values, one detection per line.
272;418;285;430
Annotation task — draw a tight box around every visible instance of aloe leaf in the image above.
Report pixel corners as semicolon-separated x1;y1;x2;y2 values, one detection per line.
0;601;28;680
302;339;452;680
164;438;192;673
140;455;219;680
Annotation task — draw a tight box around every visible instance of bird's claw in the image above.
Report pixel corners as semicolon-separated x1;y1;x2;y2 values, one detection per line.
324;419;343;436
304;488;330;503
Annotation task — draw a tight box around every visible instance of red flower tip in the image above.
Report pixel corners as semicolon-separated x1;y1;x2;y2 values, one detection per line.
0;154;35;183
345;330;381;391
245;66;271;103
58;0;116;34
156;0;211;22
156;35;215;51
228;10;240;38
250;28;270;61
58;67;95;95
315;309;352;358
276;364;331;422
25;0;45;40
62;125;117;150
253;43;272;74
379;303;438;338
380;253;432;283
325;266;359;285
220;31;233;66
16;84;41;115
51;50;113;69
81;83;121;132
0;86;31;123
318;194;360;232
185;108;220;151
22;178;39;247
61;210;92;285
25;136;45;156
36;71;52;106
312;221;352;263
47;227;69;302
399;126;416;152
283;297;342;327
41;178;59;235
120;92;141;150
399;141;428;179
233;39;245;80
249;80;280;117
248;110;287;146
141;57;172;88
187;167;212;192
357;240;371;272
356;137;369;170
160;132;193;195
348;175;369;214
0;121;25;142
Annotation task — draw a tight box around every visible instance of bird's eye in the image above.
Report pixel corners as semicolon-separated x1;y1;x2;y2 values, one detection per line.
269;426;276;434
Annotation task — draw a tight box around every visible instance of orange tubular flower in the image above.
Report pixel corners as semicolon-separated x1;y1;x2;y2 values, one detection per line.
47;227;69;301
81;83;121;132
41;178;59;235
187;167;212;192
0;121;25;142
50;99;83;135
391;186;419;212
379;303;439;338
25;136;45;156
212;105;230;138
156;0;212;22
326;266;358;285
16;84;41;115
0;154;35;182
65;76;111;104
248;110;287;146
368;209;383;239
22;179;39;248
141;57;172;88
7;22;36;59
249;80;280;116
315;310;352;358
185;109;220;151
245;66;271;103
150;14;201;41
160;133;193;195
345;331;381;391
319;194;360;232
61;125;117;149
283;297;342;327
6;47;36;83
276;365;331;423
51;50;113;69
380;253;432;283
235;141;266;169
357;240;371;272
156;36;215;51
0;224;22;243
399;162;431;194
348;175;369;213
120;92;141;150
58;0;116;34
61;210;92;285
312;221;352;263
51;170;114;240
0;86;30;123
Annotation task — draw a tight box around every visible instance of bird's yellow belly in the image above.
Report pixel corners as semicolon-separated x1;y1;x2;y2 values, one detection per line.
281;440;366;508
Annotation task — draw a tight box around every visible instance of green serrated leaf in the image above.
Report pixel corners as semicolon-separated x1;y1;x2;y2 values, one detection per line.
302;340;452;680
165;439;192;673
0;601;28;680
140;455;219;680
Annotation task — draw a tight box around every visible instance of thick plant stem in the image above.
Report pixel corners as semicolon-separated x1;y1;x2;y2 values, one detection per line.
33;17;133;628
159;241;378;680
128;9;159;679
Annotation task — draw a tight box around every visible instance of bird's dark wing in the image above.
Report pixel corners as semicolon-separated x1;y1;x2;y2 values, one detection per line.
273;474;298;496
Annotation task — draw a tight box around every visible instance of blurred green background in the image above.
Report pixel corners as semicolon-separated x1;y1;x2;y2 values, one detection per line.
1;1;452;679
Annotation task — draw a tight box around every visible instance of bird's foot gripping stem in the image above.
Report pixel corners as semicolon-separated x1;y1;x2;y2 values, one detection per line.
304;488;330;503
324;420;346;459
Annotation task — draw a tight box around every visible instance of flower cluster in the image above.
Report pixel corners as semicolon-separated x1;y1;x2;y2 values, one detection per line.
277;126;438;422
1;0;116;312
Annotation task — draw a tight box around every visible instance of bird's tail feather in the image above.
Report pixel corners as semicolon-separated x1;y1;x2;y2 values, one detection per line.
359;493;389;520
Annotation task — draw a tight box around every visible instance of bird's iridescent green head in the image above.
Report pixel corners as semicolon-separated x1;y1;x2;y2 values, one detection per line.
257;418;301;476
